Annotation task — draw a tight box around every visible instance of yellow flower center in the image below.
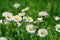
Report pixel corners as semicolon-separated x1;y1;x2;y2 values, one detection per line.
7;15;11;19
55;17;59;20
19;13;24;16
27;17;31;21
29;27;34;31
40;31;45;35
58;26;60;30
24;7;29;11
15;16;19;20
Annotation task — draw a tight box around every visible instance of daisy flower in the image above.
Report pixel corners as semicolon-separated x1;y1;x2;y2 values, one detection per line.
0;37;7;40
18;12;25;17
0;20;3;24
2;12;13;21
22;7;29;12
54;16;60;21
12;15;22;22
37;17;43;22
17;22;21;27
37;28;48;37
55;24;60;32
2;12;9;17
38;11;49;17
26;24;36;33
13;3;20;8
23;16;33;22
4;20;10;24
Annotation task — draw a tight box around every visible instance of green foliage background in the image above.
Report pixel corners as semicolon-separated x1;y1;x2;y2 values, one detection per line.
0;0;60;40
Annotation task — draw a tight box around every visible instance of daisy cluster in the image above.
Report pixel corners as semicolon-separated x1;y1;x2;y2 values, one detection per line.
0;3;60;40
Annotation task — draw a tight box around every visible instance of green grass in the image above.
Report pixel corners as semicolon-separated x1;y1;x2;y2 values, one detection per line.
0;0;60;40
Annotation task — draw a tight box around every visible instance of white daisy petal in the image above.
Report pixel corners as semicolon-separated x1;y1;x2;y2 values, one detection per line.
13;3;20;8
38;11;49;17
26;24;36;33
2;12;9;17
4;20;10;24
2;12;13;21
18;12;25;17
0;20;3;24
17;22;21;27
22;7;29;12
0;37;7;40
55;24;60;32
23;16;33;22
37;28;48;37
12;15;22;22
54;16;60;21
37;17;43;22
